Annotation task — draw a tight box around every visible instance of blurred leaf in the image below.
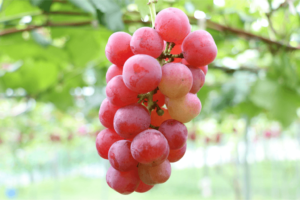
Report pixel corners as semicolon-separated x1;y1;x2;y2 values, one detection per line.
30;0;52;12
31;30;51;47
68;0;96;14
135;0;149;18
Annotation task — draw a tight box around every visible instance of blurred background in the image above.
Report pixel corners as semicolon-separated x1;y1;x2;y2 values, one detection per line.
1;0;300;199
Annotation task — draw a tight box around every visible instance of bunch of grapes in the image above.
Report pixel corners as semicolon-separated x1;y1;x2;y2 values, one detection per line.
96;7;217;195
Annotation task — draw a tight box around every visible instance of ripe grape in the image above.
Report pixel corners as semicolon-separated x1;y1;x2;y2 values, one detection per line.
98;98;120;129
151;108;172;127
106;166;140;195
155;8;190;43
96;129;123;159
168;143;187;163
114;104;151;139
159;63;192;99
123;55;162;94
106;75;139;107
144;90;165;107
181;59;208;75
159;119;188;150
106;64;122;83
167;93;202;123
105;32;134;66
189;67;205;94
200;65;208;75
182;30;217;66
131;129;169;166
135;181;154;193
108;140;138;172
138;159;171;185
130;27;164;58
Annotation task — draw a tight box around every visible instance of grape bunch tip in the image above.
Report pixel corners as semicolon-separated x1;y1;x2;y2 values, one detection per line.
97;6;217;195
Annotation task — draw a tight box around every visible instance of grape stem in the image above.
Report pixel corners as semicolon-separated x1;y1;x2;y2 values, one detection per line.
148;0;157;28
149;124;159;130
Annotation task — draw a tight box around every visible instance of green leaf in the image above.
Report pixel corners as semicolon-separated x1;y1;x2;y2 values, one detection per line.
30;0;53;12
134;0;149;19
68;0;96;14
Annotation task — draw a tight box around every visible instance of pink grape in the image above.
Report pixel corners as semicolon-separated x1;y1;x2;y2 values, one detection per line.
123;55;162;94
151;108;172;127
167;93;202;123
138;159;171;185
159;119;188;150
108;140;138;172
106;64;122;83
181;59;208;75
131;129;169;166
182;30;217;66
158;63;192;99
98;98;120;129
130;27;164;58
168;143;187;163
106;166;140;195
155;8;190;43
95;129;123;159
200;65;208;75
106;75;139;107
105;32;134;66
189;67;205;94
135;181;154;193
114;104;151;139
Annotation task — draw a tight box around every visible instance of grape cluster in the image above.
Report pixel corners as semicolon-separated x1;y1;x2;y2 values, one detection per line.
96;7;217;195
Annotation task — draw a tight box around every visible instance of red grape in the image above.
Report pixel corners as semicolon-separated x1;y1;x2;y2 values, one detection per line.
131;129;169;166
106;166;140;195
181;59;208;75
151;108;172;127
98;98;120;129
159;119;188;150
96;129;123;159
155;8;190;43
105;32;134;66
182;30;217;66
189;67;205;94
106;64;122;83
168;143;187;163
158;63;192;99
130;27;164;58
108;140;138;171
114;104;151;139
135;181;154;193
123;55;162;94
144;90;165;107
167;93;202;123
106;75;139;107
138;159;171;185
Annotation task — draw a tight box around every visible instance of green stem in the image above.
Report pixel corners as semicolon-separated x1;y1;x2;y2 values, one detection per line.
148;0;156;28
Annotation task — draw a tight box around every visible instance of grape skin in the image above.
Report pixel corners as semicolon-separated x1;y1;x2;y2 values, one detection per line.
106;166;140;195
130;27;164;58
106;75;139;107
167;93;202;123
95;129;123;159
114;104;151;139
98;98;120;129
182;30;217;66
123;54;162;94
168;143;187;163
108;140;139;172
106;64;122;83
105;32;134;66
138;159;171;185
189;67;205;94
135;181;154;193
158;63;193;99
181;59;208;75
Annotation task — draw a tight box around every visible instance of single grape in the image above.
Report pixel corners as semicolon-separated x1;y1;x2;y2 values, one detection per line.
114;104;151;139
151;108;172;127
106;64;122;83
138;159;171;185
131;129;169;166
200;65;208;75
108;140;139;172
98;98;120;129
106;166;140;195
167;93;202;123
181;59;208;75
155;8;190;43
182;30;217;66
135;181;154;193
144;90;165;107
130;27;164;58
105;32;134;66
123;55;162;94
168;143;187;163
189;67;205;94
158;63;192;99
96;129;123;159
106;75;139;107
159;119;188;150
